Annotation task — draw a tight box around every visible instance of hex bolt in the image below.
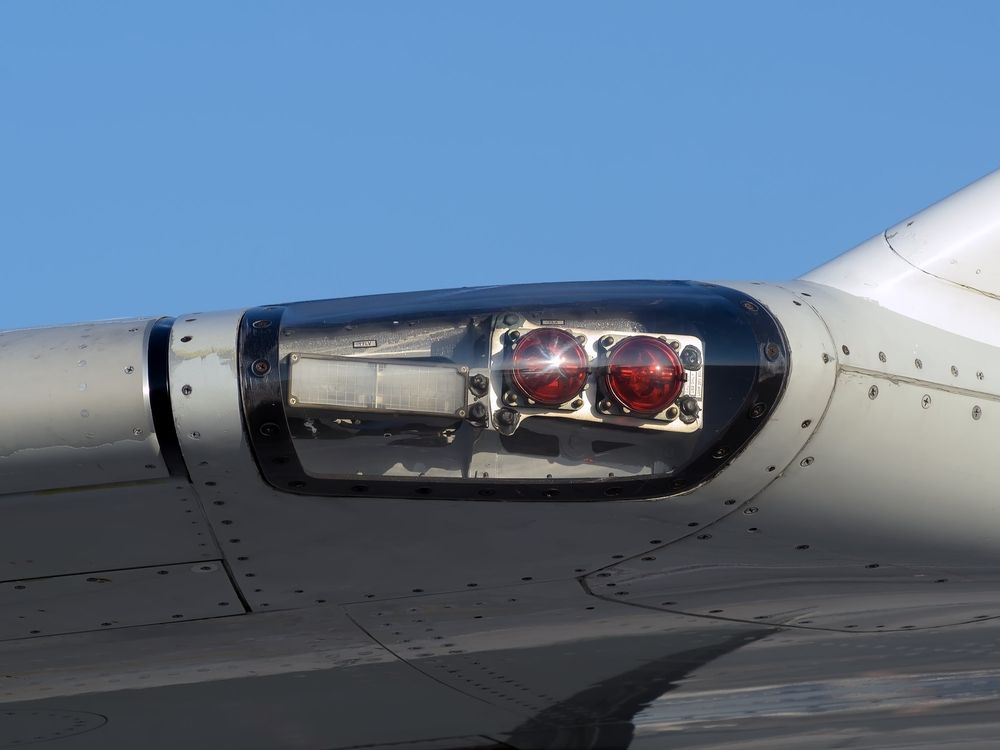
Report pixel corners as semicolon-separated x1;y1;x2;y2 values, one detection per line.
868;385;879;400
600;335;615;349
921;394;932;409
251;359;270;376
495;409;517;428
508;330;521;342
570;398;584;410
468;402;488;422
679;396;700;417
680;345;702;370
973;405;983;421
469;373;489;396
598;399;614;413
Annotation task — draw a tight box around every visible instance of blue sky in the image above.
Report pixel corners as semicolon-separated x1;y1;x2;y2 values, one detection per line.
2;2;998;328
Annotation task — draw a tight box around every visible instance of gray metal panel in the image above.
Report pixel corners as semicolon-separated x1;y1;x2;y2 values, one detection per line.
0;561;241;640
0;318;167;494
0;482;220;580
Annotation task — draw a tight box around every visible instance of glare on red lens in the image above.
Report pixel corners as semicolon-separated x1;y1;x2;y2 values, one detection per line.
606;336;685;414
511;328;589;406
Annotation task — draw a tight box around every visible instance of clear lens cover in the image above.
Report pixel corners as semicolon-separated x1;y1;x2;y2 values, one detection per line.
240;281;788;501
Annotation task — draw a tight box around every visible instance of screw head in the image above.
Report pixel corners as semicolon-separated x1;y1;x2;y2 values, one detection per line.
251;359;270;376
742;301;758;312
124;365;135;375
252;319;271;329
800;456;814;467
495;408;517;427
181;384;193;396
764;342;780;361
259;422;279;437
868;385;879;400
973;405;983;421
878;351;887;363
921;394;932;409
711;447;728;459
748;402;767;419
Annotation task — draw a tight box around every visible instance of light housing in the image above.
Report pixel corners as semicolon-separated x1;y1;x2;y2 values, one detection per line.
239;281;788;501
605;336;685;415
510;328;589;406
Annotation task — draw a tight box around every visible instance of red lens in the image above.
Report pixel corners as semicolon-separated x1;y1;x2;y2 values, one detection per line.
605;336;685;414
511;328;589;406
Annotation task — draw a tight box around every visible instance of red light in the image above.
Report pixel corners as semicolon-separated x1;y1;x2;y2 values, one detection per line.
605;336;685;414
511;328;589;406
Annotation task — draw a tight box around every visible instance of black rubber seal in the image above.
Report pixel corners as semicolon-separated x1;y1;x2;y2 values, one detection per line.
148;317;189;479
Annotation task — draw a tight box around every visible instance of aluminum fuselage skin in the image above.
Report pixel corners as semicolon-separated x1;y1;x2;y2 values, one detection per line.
3;172;1000;749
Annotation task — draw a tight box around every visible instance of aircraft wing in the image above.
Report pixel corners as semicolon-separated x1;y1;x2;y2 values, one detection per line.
4;171;1000;749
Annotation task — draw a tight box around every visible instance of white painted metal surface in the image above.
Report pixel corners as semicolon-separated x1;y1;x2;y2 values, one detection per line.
0;317;167;494
885;169;1000;298
0;561;240;640
0;482;219;580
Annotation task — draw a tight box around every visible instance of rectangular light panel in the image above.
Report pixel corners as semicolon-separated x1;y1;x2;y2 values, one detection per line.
288;354;467;416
